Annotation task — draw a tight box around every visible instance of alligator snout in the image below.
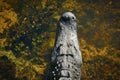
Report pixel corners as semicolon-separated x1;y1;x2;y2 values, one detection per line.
60;12;76;23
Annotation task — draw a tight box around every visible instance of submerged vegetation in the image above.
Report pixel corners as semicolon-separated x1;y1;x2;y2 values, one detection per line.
0;0;119;80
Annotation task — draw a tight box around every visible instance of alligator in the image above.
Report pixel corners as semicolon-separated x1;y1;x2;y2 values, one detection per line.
43;12;82;80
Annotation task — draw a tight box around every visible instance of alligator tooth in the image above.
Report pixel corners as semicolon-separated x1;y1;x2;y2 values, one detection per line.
53;73;56;76
57;61;59;64
59;59;62;62
55;67;57;69
52;71;55;74
58;64;60;67
54;78;56;80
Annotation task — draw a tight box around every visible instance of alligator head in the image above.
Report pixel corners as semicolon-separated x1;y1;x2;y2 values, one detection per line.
43;12;82;80
52;12;82;65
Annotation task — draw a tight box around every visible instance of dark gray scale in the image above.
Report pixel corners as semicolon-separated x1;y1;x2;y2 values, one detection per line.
43;12;82;80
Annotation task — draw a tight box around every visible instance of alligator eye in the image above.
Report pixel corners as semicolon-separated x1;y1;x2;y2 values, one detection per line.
72;17;74;19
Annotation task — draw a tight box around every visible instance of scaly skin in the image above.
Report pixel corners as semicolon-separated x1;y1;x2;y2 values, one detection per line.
43;12;82;80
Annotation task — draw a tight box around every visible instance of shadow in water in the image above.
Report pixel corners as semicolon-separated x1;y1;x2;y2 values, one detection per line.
0;55;17;80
